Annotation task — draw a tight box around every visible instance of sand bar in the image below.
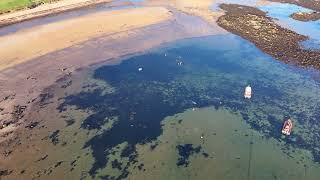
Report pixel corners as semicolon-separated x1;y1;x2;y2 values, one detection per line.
0;6;172;71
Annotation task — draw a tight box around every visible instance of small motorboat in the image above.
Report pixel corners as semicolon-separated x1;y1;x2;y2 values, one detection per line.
282;118;293;136
244;85;252;99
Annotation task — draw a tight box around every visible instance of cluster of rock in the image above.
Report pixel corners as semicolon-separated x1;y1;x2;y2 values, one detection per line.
290;11;320;21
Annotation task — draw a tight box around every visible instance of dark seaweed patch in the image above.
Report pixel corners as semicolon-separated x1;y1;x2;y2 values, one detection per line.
176;144;205;167
25;121;39;129
12;105;26;121
150;142;159;151
49;130;60;145
58;36;320;178
81;111;113;130
65;119;75;126
39;92;54;104
202;152;209;158
0;169;12;177
54;161;63;168
70;160;77;167
137;163;144;171
37;154;48;162
111;159;122;170
61;80;72;89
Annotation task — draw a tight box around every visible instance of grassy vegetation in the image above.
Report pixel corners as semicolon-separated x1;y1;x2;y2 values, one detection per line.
0;0;58;14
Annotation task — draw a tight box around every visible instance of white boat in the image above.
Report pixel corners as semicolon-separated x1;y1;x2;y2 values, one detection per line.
282;119;293;136
244;85;252;99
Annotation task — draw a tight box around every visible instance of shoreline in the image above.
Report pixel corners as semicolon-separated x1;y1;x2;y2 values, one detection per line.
0;0;114;28
217;4;320;70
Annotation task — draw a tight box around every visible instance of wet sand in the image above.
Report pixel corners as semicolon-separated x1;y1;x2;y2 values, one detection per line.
148;0;223;23
0;6;172;71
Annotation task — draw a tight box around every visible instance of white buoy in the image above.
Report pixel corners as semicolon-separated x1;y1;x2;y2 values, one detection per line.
138;67;143;72
244;85;252;99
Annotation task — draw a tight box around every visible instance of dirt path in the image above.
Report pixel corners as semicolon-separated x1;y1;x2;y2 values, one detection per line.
0;0;114;27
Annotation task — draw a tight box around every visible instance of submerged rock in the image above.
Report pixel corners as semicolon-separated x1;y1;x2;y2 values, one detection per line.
290;11;320;21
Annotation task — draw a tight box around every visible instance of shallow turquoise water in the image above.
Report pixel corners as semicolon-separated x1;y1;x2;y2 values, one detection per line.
58;34;320;179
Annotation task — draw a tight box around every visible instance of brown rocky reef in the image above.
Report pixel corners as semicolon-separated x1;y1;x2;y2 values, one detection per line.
217;4;320;69
290;11;320;21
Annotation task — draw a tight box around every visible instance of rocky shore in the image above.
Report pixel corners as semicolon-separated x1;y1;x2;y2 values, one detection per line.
290;11;320;21
217;4;320;70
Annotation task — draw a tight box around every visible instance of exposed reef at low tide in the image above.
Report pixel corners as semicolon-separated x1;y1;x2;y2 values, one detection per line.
290;11;320;21
217;4;320;69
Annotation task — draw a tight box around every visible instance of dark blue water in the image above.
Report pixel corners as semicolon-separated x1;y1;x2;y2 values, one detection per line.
58;34;320;179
